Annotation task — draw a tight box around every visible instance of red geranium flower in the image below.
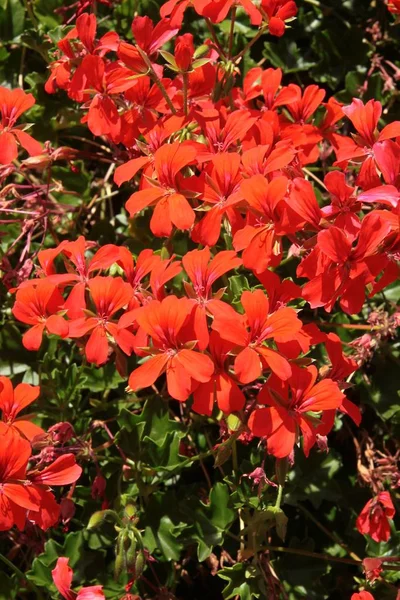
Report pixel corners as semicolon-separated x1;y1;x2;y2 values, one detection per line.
351;592;375;600
0;430;82;531
356;491;395;543
192;331;245;415
182;246;241;349
0;86;42;164
212;289;302;383
0;377;44;441
68;276;135;365
12;280;69;351
127;296;214;401
125;141;199;237
261;0;298;37
52;557;105;600
248;365;345;457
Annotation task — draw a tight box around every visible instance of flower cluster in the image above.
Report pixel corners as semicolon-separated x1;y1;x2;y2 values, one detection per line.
2;0;398;586
8;5;399;469
0;377;82;531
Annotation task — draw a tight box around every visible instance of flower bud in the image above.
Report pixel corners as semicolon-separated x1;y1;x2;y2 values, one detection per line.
175;34;194;72
91;474;107;500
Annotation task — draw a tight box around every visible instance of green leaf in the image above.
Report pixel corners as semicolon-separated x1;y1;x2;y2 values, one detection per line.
117;397;186;470
181;483;235;560
219;563;265;600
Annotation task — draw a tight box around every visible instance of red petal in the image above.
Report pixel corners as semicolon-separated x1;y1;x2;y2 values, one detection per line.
31;454;82;486
128;354;169;391
235;347;261;384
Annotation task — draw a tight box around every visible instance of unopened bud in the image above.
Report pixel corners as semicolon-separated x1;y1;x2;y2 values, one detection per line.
134;550;146;579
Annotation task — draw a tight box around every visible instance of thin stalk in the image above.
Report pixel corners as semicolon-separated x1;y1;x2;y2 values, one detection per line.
228;7;237;59
298;504;361;562
182;72;189;117
205;18;227;58
303;167;327;190
136;46;176;114
0;553;45;600
262;545;361;565
275;484;284;509
22;0;39;28
318;322;382;331
234;26;268;63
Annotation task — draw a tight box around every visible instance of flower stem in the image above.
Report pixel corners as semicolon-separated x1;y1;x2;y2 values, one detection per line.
205;18;227;59
136;46;176;115
228;7;237;59
234;25;268;63
275;484;284;509
0;553;45;600
183;72;189;117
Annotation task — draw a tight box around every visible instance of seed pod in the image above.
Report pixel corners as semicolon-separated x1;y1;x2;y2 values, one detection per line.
87;509;117;530
114;531;128;580
134;549;146;579
125;536;137;570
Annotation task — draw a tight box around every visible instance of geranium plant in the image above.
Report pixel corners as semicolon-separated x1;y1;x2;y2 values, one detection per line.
0;0;399;598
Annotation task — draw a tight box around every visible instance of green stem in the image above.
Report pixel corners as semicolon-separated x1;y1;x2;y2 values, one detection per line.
262;545;360;565
22;0;39;28
234;25;268;63
205;18;227;58
275;484;284;509
136;46;176;115
228;7;237;59
298;504;361;562
303;167;327;190
182;72;189;117
0;553;45;600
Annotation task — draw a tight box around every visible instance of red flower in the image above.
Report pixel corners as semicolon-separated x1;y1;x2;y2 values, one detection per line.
52;557;105;600
45;13;119;95
131;16;178;58
0;431;41;531
356;491;395;543
362;557;383;583
28;454;82;531
334;99;400;185
300;212;392;314
191;153;244;247
0;430;82;531
261;0;298;37
174;33;195;72
196;109;256;162
117;247;160;308
192;331;245;415
12;280;69;351
125;141;198;237
233;175;289;273
248;365;345;457
260;67;298;110
160;0;262;26
127;296;214;401
182;247;241;349
212;289;302;383
387;0;400;14
284;84;325;123
0;87;42;164
351;592;375;600
0;376;44;441
43;236;120;319
321;171;360;236
68;276;135;365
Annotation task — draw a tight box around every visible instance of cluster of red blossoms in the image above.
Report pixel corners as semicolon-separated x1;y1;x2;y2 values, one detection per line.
1;0;398;561
0;377;81;531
